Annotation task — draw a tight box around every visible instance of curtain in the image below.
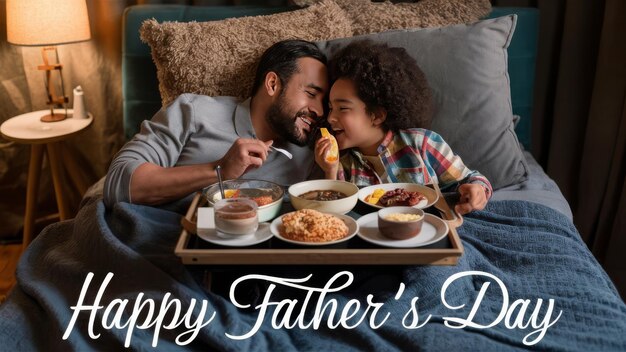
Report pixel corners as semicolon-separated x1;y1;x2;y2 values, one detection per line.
495;0;626;298
574;0;625;298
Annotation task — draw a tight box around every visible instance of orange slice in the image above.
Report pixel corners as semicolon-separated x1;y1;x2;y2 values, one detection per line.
224;189;239;198
367;188;385;204
320;128;339;162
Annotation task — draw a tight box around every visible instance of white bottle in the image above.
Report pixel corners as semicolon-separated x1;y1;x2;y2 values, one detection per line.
72;86;87;119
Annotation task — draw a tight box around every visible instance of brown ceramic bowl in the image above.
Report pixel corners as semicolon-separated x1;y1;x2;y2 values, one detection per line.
377;207;425;240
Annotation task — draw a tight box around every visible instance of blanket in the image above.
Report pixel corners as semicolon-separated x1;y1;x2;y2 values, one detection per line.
1;197;625;351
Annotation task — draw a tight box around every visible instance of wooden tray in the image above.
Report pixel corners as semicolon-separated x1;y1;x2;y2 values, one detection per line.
174;183;464;265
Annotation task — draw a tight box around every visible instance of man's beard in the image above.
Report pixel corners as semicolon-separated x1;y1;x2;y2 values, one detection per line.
266;92;316;147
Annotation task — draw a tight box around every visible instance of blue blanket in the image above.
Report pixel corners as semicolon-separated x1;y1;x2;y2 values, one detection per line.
1;198;625;351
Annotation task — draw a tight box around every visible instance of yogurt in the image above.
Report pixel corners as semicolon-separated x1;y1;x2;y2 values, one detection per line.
214;198;258;237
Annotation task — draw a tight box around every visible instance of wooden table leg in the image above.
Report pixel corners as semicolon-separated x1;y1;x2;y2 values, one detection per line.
46;142;70;221
23;144;44;251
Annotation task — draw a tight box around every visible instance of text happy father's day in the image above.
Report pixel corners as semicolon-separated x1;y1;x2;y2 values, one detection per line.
62;271;561;348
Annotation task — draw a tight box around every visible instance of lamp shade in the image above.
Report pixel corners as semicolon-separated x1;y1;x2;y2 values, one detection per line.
6;0;91;46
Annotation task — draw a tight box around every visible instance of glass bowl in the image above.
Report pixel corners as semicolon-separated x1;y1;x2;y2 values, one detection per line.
203;179;283;222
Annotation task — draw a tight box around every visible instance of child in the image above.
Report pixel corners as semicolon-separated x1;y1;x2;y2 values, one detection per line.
315;40;492;215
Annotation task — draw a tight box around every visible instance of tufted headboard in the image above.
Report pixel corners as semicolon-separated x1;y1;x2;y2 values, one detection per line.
122;5;538;149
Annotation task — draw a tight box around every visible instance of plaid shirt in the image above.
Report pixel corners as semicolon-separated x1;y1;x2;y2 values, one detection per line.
338;129;492;198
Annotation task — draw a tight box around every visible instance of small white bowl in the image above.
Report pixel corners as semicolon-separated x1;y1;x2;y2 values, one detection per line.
288;180;359;214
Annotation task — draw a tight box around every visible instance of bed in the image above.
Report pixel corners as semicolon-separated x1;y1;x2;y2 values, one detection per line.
0;2;625;350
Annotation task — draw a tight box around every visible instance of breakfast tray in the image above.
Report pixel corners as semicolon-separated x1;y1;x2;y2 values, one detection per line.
174;184;464;265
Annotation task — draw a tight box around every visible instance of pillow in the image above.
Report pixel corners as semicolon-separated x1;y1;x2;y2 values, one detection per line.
294;0;492;35
140;0;352;105
316;15;528;189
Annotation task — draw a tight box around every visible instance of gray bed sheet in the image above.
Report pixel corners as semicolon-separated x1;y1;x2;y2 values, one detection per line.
491;151;573;220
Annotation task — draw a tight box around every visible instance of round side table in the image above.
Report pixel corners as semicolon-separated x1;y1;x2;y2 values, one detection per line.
0;109;93;250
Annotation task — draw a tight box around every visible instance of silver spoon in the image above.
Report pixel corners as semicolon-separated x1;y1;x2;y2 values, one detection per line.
215;165;226;199
269;145;293;159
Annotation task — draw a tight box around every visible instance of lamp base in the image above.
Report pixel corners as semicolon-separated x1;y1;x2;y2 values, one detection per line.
40;112;67;122
38;47;69;123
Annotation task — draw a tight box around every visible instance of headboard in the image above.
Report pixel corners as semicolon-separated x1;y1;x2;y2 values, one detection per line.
488;7;539;150
122;5;538;149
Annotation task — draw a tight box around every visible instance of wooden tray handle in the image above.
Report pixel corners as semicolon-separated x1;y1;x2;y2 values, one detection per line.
181;217;197;235
180;192;206;235
430;183;463;229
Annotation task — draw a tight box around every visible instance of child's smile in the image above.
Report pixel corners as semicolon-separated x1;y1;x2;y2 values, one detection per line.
331;126;344;139
327;78;385;155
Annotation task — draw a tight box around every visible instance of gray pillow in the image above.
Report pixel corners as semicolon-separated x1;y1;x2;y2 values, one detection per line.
316;15;528;190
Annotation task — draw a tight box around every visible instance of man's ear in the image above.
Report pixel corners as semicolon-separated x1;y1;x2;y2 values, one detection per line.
264;72;281;97
371;107;387;126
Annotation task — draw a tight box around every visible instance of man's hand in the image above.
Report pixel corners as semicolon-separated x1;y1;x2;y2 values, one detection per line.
454;183;488;215
315;137;339;179
218;138;272;180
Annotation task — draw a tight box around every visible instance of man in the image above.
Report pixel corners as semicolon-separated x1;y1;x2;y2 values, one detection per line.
104;40;328;206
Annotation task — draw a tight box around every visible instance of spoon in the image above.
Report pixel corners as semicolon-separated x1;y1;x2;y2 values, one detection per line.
215;165;226;199
269;145;293;159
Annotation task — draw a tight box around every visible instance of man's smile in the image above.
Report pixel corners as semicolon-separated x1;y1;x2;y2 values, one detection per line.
297;114;317;133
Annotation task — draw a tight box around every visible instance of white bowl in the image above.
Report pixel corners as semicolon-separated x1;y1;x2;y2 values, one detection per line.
288;180;359;214
203;179;283;222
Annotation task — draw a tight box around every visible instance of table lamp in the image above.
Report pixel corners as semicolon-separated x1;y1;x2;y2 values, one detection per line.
6;0;91;122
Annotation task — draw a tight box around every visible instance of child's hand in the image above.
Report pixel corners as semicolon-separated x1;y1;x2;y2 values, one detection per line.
315;137;339;179
454;183;488;215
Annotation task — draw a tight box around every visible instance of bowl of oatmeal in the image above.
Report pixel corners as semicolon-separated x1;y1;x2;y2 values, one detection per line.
377;206;425;240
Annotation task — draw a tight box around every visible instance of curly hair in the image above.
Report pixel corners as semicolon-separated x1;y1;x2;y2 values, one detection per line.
329;40;433;131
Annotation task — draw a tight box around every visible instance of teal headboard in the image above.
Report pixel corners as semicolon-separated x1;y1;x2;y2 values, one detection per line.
122;6;539;149
489;7;539;150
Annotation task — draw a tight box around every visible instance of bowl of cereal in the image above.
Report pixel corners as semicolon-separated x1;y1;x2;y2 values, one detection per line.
377;206;425;240
288;180;359;214
204;179;283;222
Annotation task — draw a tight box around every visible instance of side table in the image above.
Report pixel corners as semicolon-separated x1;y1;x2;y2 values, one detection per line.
0;109;93;250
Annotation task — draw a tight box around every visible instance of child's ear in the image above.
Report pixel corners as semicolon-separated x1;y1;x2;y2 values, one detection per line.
372;107;387;127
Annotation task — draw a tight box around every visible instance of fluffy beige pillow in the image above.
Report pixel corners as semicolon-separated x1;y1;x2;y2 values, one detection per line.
295;0;492;35
140;0;352;105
